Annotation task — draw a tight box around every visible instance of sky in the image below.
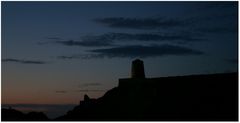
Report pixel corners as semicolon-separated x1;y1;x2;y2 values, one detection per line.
2;1;238;109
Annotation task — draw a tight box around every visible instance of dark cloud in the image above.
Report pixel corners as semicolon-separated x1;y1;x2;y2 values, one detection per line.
95;17;186;30
40;39;113;47
42;32;203;48
57;54;104;60
79;83;102;87
84;32;203;43
51;33;117;47
57;56;78;60
75;89;106;92
2;58;47;64
55;91;67;93
55;40;113;47
58;44;204;60
89;44;204;58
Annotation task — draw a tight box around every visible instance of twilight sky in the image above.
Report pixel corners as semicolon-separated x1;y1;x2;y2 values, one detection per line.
2;1;238;105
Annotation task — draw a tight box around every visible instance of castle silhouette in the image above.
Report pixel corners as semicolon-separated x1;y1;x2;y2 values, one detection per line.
131;59;145;78
79;59;146;108
2;59;238;121
57;59;237;121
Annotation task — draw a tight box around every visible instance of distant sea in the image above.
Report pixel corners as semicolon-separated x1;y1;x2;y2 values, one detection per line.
2;104;77;119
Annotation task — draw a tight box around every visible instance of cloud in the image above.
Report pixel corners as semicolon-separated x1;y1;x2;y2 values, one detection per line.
79;83;102;87
55;91;67;93
89;44;203;58
58;44;203;59
42;32;203;48
55;39;113;47
2;58;47;64
95;17;186;30
57;56;78;60
57;54;104;60
83;32;203;43
41;39;113;47
75;89;106;92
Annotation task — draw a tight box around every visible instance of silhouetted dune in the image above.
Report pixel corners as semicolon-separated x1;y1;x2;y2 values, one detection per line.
55;72;238;121
2;108;49;121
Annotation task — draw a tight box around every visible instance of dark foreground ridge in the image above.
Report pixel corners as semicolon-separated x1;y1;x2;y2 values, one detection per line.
2;59;238;121
2;108;49;121
55;72;238;121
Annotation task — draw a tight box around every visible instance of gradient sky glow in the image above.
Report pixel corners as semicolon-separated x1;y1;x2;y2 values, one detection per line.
2;1;238;106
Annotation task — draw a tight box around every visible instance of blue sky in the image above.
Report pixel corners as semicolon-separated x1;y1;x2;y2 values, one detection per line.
2;2;238;106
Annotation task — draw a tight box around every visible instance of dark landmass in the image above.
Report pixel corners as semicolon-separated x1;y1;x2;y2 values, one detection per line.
1;104;76;119
2;72;238;121
54;72;238;121
2;108;49;121
2;59;238;121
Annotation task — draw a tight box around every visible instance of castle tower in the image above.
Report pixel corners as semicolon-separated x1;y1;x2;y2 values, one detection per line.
131;59;145;78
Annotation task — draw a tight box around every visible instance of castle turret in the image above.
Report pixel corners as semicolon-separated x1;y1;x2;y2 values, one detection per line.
131;59;145;78
84;94;90;101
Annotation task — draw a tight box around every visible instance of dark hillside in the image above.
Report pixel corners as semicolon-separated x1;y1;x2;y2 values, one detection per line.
56;72;238;121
